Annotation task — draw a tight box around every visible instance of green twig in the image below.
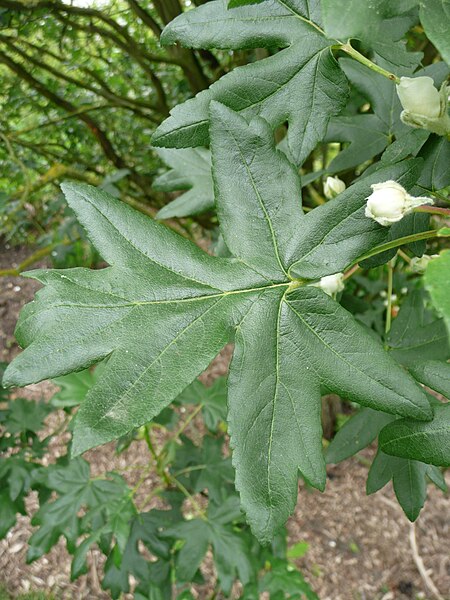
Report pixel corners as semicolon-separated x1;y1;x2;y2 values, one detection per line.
144;425;171;485
172;477;207;520
0;239;72;277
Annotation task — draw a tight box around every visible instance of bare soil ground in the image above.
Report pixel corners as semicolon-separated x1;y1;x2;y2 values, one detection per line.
1;243;449;600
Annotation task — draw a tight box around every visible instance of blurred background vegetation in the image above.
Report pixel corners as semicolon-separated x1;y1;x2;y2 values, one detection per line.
0;0;235;265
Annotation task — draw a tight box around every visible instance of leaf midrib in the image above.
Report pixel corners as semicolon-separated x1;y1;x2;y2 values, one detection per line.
286;298;428;417
33;281;291;311
383;426;449;447
220;120;289;277
275;0;326;35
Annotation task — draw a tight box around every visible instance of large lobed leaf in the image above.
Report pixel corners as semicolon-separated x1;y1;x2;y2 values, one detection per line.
152;0;348;166
3;104;432;543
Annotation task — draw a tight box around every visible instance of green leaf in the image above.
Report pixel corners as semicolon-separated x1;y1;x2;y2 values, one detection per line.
153;0;348;165
381;128;430;165
192;437;236;501
409;360;450;398
176;377;227;432
286;540;309;559
425;250;450;334
28;458;133;566
420;0;450;66
416;135;450;191
4;106;431;543
321;0;419;41
366;450;428;521
387;289;450;367
51;365;103;408
326;115;389;174
153;148;214;219
426;464;447;492
0;362;8;401
260;558;319;599
27;458;91;561
326;408;395;463
0;489;24;538
4;397;51;434
165;504;254;594
210;102;304;280
325;58;406;173
0;455;35;501
228;0;265;6
379;403;450;467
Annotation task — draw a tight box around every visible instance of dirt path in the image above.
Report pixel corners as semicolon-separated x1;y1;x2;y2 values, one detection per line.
1;244;449;600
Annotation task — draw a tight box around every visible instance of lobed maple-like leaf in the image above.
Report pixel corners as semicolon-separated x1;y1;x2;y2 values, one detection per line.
152;0;348;166
3;103;432;542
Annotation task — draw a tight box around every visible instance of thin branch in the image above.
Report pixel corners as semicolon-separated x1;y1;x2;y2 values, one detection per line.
54;13;170;114
125;0;162;37
0;34;162;118
409;523;445;600
0;49;127;170
0;240;72;277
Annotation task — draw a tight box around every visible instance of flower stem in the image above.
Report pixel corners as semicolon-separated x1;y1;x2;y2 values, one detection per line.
339;43;401;84
385;260;394;336
414;205;450;217
174;403;203;439
398;249;412;264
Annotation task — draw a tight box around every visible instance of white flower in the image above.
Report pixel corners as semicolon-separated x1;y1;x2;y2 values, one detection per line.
324;176;346;199
397;76;441;118
396;76;450;136
410;254;439;274
315;273;345;296
365;180;433;227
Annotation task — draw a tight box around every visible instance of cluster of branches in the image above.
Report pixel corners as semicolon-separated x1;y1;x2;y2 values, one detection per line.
0;0;222;208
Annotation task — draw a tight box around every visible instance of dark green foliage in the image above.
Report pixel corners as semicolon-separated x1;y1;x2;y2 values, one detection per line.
2;0;450;587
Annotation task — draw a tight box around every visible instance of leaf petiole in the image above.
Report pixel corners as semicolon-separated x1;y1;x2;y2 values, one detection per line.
339;42;401;84
353;228;450;265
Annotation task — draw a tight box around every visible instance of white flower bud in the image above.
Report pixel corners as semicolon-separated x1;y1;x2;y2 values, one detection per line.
315;273;345;296
396;77;450;136
324;176;346;199
410;254;439;274
365;180;433;227
397;76;441;118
